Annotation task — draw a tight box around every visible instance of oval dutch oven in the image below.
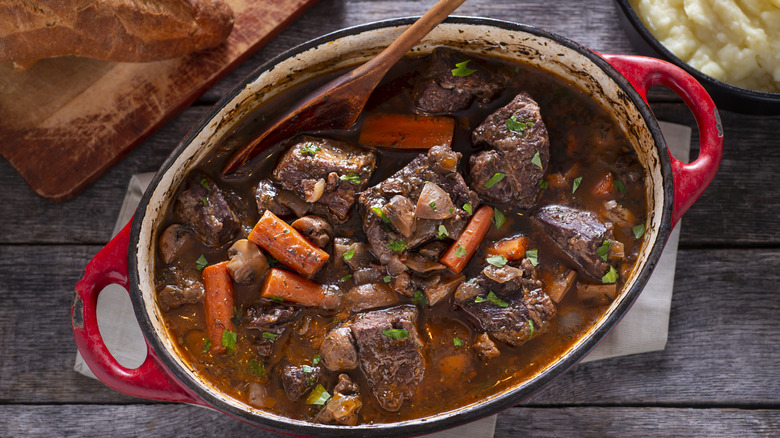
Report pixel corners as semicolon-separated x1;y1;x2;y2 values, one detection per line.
72;17;723;437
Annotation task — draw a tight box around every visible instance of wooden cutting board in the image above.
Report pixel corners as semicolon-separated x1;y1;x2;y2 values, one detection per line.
0;0;319;202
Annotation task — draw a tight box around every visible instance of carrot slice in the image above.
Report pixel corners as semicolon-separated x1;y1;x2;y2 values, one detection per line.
202;261;236;354
248;210;329;278
358;113;455;149
486;236;530;261
593;171;616;198
261;268;341;310
441;205;494;274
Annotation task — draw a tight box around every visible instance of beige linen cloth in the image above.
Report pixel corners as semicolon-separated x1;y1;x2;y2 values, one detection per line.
75;121;690;437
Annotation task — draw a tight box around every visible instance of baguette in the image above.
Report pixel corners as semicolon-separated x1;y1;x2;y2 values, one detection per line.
0;0;234;70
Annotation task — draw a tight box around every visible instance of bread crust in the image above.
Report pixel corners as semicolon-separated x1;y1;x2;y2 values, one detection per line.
0;0;234;69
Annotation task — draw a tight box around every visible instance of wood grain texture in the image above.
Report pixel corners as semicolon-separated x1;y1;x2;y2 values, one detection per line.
0;0;318;202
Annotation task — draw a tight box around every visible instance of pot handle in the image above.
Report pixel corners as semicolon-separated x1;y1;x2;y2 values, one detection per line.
72;220;204;405
602;54;723;226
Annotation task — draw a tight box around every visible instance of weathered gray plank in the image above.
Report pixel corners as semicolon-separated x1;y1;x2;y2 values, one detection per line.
2;404;777;437
1;245;778;406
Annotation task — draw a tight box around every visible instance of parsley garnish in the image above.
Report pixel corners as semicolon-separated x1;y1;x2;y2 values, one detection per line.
486;291;509;307
633;224;646;239
269;295;284;302
412;290;429;307
248;359;265;376
199;178;210;190
383;275;392;283
230;306;241;327
299;143;321;155
201;197;208;206
429;201;437;211
372;206;390;223
528;320;535;338
195;254;208;271
486;254;508;267
262;331;279;341
382;328;410;339
340;274;353;282
387;239;407;252
485;172;506;188
312;354;322;366
463;203;473;215
451;60;476;77
602;266;619;284
507;114;535;134
454;244;467;258
474;296;486;303
453;337;464;347
339;173;362;185
525;249;538;266
596;240;611;262
530;151;543;169
539;178;548;190
572;176;583;193
201;339;212;354
343;248;355;261
301;365;315;375
437;224;449;239
305;384;331;405
614;179;628;194
493;208;506;230
222;330;237;354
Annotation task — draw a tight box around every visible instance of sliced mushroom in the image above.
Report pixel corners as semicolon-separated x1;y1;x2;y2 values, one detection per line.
415;182;455;220
352;264;385;285
291;215;334;248
227;239;269;283
321;327;359;371
547;269;577;303
425;274;465;306
277;189;311;217
334;238;375;271
385;195;416;238
576;282;618;305
256;179;292;217
402;252;446;274
158;223;193;264
345;283;400;312
482;264;526;284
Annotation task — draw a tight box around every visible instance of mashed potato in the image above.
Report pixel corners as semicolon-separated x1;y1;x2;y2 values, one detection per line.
631;0;780;92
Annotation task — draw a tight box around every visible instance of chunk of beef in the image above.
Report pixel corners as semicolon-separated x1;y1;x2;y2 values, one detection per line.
291;215;334;249
315;392;362;426
333;373;359;395
531;204;613;279
174;176;240;246
348;305;425;412
255;179;292;217
359;145;479;264
345;283;401;313
155;268;204;311
245;303;299;357
474;333;500;361
470;92;550;208
273;136;376;223
281;364;322;401
321;326;359;371
413;47;505;113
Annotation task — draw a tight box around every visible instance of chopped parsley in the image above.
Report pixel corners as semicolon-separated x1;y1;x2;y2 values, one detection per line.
282;229;290;235
530;151;543;169
230;306;241;327
248;359;265;377
485;172;506;188
343;248;355;260
486;291;509;308
201;339;212;354
453;337;464;347
222;330;237;354
614;179;628;194
195;254;208;271
312;354;322;366
539;178;548;190
454;244;468;258
493;208;506;230
451;59;476;77
387;239;408;252
339;274;353;282
382;328;410;340
474;296;486;303
429;201;437;211
269;295;284;302
199;178;210;190
412;290;429;307
572;176;583;193
596;240;611;262
201;197;208;207
528;320;535;338
262;331;280;341
507;114;535;134
339;173;362;185
525;248;539;266
602;266;619;284
301;365;315;375
305;384;331;405
372;206;390;223
633;223;646;239
463;203;473;215
383;275;392;283
486;254;508;267
437;224;449;239
299;143;321;155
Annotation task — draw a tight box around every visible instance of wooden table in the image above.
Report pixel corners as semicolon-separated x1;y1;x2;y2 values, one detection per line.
2;0;779;436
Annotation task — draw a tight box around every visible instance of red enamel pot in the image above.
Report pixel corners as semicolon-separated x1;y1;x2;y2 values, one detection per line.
72;17;722;437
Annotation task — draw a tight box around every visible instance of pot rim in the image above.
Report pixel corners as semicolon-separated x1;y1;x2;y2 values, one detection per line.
128;16;674;437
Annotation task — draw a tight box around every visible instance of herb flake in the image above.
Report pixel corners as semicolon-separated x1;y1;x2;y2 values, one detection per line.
602;266;619;284
486;254;508;267
463;203;473;215
382;328;410;340
222;330;237;354
525;249;539;266
614;179;628;194
299;143;321;155
199;178;210;190
383;275;392;283
453;337;464;347
486;291;509;308
262;331;280;341
201;339;212;354
451;59;476;77
372;206;390;223
429;201;437;211
412;290;429;307
454;244;468;258
508;114;535;134
596;240;611;262
530;151;543;168
340;274;353;282
312;354;322;366
633;224;646;239
305;384;331;405
195;254;208;271
539;178;548;190
343;248;355;261
248;359;265;376
572;176;583;193
493;208;506;230
387;239;408;252
437;224;449;239
485;172;506;188
339;173;362;185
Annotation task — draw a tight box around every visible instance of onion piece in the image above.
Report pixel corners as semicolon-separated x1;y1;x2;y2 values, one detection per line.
415;182;455;220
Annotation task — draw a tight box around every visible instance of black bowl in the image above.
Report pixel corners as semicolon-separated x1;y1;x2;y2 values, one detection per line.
615;0;780;115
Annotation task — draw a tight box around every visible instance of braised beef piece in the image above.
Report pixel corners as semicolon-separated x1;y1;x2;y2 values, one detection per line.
474;333;500;361
470;92;550;208
273;136;376;223
281;364;322;401
413;47;505;113
531;204;613;279
157;224;194;265
245;303;299;356
255;179;292;217
358;145;479;265
347;305;425;412
155;267;204;311
174;176;240;247
291;215;333;249
333;373;359;395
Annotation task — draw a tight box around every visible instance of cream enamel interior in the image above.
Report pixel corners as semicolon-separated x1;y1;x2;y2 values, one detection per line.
134;22;666;425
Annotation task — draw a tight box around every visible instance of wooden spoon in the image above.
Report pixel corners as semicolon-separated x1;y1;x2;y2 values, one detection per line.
221;0;467;175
